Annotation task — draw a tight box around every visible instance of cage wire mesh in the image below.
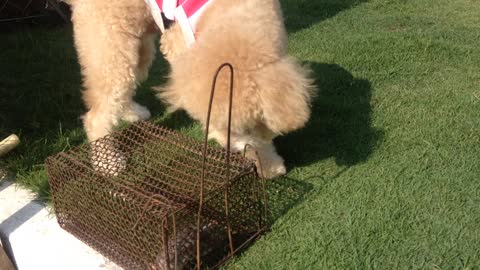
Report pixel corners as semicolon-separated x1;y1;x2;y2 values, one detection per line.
46;64;268;270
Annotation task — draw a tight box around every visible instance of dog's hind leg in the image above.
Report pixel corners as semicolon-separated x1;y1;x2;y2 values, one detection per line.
72;4;153;141
136;32;157;83
120;32;157;123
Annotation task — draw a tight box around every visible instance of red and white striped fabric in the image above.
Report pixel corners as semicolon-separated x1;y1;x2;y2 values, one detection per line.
145;0;213;47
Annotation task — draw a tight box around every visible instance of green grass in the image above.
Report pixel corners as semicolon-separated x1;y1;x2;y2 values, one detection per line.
1;0;480;268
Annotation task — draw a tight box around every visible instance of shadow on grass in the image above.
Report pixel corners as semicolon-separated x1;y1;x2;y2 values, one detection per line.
281;0;367;33
0;26;81;138
266;176;314;223
277;62;383;168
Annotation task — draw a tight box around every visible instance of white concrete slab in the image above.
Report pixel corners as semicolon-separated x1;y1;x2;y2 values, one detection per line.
0;175;121;270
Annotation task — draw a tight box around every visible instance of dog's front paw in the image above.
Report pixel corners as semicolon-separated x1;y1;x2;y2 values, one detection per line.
252;148;286;179
91;139;127;177
121;102;151;122
260;158;286;179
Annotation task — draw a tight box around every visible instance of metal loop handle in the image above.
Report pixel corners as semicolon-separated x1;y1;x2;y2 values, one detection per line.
196;63;235;269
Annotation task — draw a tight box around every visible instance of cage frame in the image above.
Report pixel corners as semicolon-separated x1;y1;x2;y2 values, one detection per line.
46;63;269;270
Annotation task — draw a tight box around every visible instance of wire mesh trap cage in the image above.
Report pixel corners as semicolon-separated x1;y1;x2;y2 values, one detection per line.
45;63;269;270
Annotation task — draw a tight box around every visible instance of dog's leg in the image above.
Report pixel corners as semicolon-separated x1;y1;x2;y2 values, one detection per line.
243;140;286;179
73;16;152;141
137;32;157;83
119;101;151;123
120;32;157;123
209;128;286;179
80;52;144;141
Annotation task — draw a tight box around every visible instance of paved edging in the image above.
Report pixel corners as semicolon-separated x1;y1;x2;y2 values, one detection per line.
0;175;121;270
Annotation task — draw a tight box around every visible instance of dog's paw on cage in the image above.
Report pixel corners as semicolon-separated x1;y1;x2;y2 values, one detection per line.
90;137;128;177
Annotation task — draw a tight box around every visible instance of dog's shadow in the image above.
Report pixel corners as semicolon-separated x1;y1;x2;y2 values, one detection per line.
281;0;367;34
277;62;383;168
264;176;313;223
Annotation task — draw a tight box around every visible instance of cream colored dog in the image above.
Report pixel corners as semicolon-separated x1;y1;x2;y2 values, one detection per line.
158;0;315;178
68;0;314;178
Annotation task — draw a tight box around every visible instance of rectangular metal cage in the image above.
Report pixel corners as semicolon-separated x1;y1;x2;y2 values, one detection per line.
45;120;268;269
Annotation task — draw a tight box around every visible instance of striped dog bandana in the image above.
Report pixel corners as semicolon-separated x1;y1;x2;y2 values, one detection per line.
145;0;213;47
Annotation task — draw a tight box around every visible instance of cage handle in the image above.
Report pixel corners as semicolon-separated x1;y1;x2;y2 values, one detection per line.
196;63;235;269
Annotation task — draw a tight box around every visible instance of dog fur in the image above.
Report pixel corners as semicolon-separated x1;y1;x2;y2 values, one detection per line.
158;0;315;178
67;0;314;178
67;0;157;141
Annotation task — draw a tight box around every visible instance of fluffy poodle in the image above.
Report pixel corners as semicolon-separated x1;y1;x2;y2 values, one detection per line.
67;0;157;141
158;0;315;178
67;0;314;178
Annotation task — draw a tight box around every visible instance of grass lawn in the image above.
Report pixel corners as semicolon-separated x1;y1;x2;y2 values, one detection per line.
1;0;480;269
